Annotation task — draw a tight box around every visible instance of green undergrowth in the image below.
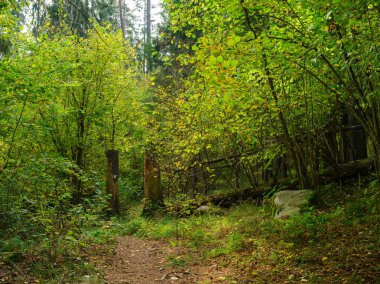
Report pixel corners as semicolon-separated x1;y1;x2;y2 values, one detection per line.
3;180;377;283
0;220;114;283
119;181;379;283
0;204;117;283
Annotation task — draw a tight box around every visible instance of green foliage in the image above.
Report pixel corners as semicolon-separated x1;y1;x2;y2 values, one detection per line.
153;0;380;197
122;218;146;236
344;196;378;219
341;182;379;222
30;259;99;283
227;231;247;252
0;155;110;269
1;0;379;281
0;0;19;55
165;194;208;217
278;212;329;245
209;231;247;257
122;180;378;251
166;255;190;268
119;167;144;207
115;180;378;283
0;13;148;281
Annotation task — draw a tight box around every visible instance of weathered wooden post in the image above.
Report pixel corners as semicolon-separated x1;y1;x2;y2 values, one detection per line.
143;151;163;215
106;149;120;214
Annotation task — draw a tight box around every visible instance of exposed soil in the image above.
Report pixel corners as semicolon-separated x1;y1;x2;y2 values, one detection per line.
94;236;237;284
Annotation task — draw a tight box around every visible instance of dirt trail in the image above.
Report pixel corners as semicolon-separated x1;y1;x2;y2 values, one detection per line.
98;236;236;284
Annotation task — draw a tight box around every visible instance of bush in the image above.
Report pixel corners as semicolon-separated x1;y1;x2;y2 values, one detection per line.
122;218;145;236
227;231;247;252
165;194;208;217
0;153;109;268
280;211;329;244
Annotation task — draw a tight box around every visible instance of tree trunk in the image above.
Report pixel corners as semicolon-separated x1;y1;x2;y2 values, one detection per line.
118;0;126;40
143;151;163;206
72;87;86;204
264;61;310;188
106;149;120;214
342;110;367;162
146;0;152;72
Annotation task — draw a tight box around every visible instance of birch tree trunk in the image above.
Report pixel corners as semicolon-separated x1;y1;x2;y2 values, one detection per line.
118;0;126;40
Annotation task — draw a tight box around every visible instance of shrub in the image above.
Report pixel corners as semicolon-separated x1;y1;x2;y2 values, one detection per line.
165;194;208;217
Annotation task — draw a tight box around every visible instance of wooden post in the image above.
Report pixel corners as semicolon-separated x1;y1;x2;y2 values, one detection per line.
106;150;120;214
143;151;163;214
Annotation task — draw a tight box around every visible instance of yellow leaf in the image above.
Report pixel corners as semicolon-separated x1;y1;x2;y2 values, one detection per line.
322;256;328;261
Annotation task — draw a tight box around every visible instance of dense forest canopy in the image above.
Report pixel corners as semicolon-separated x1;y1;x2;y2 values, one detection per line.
0;0;379;282
1;0;148;258
151;0;379;195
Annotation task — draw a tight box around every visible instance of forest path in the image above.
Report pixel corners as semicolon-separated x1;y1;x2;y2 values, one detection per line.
93;236;236;284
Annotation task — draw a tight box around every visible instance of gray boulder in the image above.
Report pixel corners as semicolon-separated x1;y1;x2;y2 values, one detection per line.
195;205;210;215
274;190;313;218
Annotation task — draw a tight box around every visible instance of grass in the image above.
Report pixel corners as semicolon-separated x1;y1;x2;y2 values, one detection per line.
119;180;379;283
0;217;115;283
2;179;378;283
29;260;100;284
166;254;192;267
